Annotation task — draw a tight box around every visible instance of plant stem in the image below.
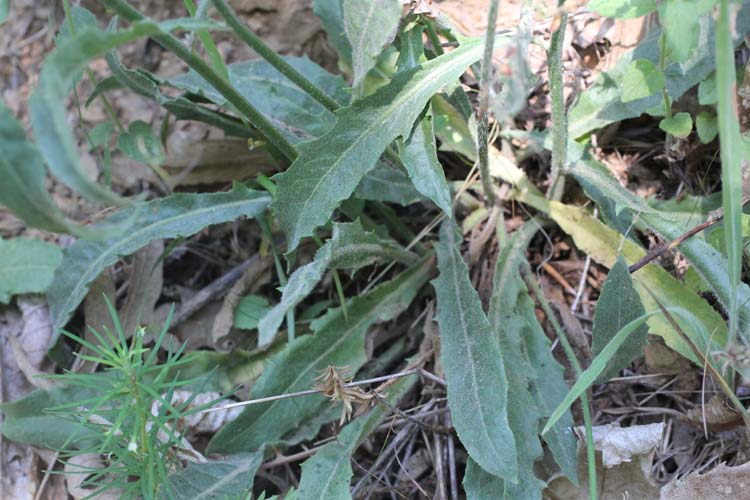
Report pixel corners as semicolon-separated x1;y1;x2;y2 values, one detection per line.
212;0;340;112
522;262;598;500
716;0;743;344
659;32;672;120
546;9;568;201
101;0;298;161
477;0;500;206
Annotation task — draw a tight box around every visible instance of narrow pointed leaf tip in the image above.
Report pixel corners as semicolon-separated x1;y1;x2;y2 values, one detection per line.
432;222;518;480
273;37;487;252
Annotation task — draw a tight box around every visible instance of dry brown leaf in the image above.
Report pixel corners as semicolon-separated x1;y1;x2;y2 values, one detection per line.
546;423;663;499
577;423;665;468
660;461;750;500
210;255;270;350
120;240;164;337
64;454;121;500
684;395;743;433
164;134;277;187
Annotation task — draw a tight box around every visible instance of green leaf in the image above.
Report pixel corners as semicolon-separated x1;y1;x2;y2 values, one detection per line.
29;22;167;206
659;112;693;138
167;56;349;144
117;120;165;165
696;111;719;143
592;256;649;381
698;72;717;105
353;163;425;205
0;385;99;449
207;257;432;453
396;20;425;71
47;185;271;341
588;0;657;18
569;157;750;339
716;0;745;342
258;220;417;346
621;59;664;103
343;0;402;91
313;0;353;70
158;451;264;499
433;222;517;480
567;7;750;138
545;200;725;362
274;37;488;251
542;310;665;435
0;0;8;25
56;6;99;45
0;100;70;233
296;374;416;499
659;0;702;63
233;295;272;330
398;111;453;215
0;238;62;303
466;223;576;499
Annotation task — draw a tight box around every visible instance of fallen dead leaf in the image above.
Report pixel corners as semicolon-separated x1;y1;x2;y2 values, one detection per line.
660;461;750;500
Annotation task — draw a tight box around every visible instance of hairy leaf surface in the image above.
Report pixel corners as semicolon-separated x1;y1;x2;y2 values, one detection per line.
207;257;432;453
258;220;417;345
591;256;648;381
343;0;402;90
158;451;264;499
47;185;270;341
399;112;453;215
274;37;488;251
433;223;517;480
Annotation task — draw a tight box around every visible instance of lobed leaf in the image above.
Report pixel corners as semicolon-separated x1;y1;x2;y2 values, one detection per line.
433;222;517;480
274;37;489;251
47;185;270;342
207;256;433;453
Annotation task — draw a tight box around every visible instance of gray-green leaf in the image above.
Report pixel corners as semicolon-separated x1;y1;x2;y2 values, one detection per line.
207;257;432;453
258;220;417;346
47;185;270;342
274;37;488;251
343;0;402;91
0;238;62;303
621;59;664;103
398;111;452;215
433;222;517;480
158;451;264;499
592;255;649;381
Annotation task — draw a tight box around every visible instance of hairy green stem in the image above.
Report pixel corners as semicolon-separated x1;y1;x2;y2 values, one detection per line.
659;32;672;120
212;0;340;112
522;262;598;500
102;0;297;161
546;10;568;201
477;0;500;206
